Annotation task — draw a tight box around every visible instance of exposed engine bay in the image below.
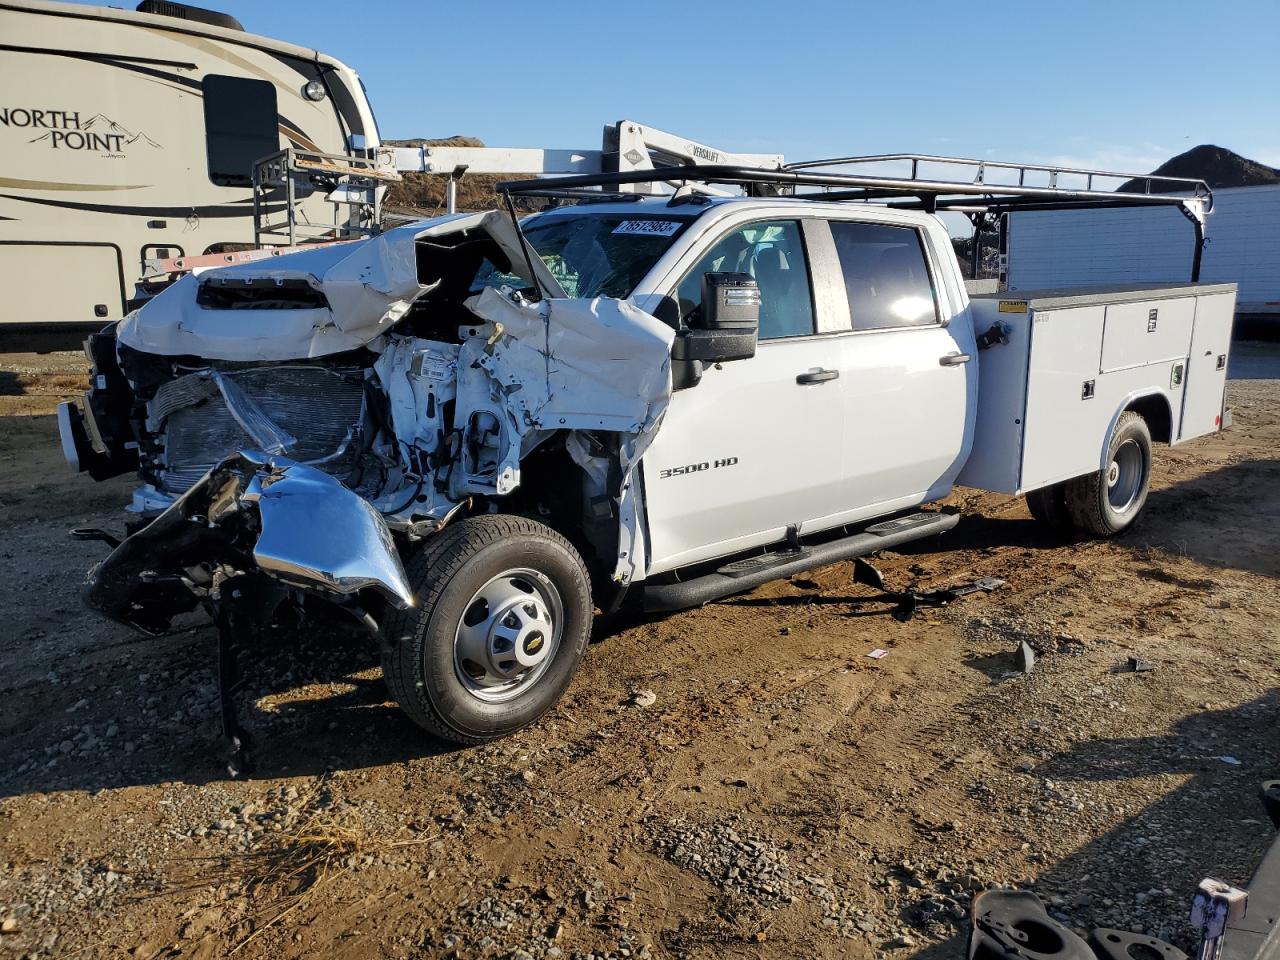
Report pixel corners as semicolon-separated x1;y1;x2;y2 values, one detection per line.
62;211;675;635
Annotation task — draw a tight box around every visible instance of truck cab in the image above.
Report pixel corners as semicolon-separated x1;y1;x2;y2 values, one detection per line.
603;198;979;574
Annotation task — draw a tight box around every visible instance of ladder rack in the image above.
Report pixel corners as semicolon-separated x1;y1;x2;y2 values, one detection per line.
498;159;1214;283
786;153;1211;201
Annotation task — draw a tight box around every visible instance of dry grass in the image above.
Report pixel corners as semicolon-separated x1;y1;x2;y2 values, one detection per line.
165;779;434;953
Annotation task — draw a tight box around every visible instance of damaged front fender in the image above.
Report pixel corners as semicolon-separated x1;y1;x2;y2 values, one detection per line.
83;453;413;635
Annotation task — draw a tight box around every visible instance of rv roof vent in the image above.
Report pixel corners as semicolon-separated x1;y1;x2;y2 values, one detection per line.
135;1;244;31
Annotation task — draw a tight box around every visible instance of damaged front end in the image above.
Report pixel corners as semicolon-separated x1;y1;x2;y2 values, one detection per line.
61;207;674;636
84;451;413;636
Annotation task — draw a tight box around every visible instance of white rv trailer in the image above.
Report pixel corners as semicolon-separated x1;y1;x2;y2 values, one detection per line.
1006;184;1280;317
0;0;382;346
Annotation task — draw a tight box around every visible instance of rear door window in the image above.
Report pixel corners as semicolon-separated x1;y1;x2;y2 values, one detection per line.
828;221;939;330
675;220;815;339
202;74;279;187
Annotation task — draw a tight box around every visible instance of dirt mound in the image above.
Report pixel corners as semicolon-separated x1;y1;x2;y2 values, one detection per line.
1117;144;1280;193
382;136;534;217
384;135;486;150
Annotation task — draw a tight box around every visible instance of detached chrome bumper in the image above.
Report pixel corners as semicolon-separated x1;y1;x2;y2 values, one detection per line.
83;453;413;634
239;454;414;608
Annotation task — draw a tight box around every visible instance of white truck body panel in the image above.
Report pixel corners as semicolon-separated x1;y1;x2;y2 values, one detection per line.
1007;185;1280;314
957;284;1236;496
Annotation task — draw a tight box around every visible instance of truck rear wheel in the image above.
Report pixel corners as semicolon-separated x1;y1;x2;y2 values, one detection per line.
1063;411;1153;538
1025;481;1072;533
380;515;592;745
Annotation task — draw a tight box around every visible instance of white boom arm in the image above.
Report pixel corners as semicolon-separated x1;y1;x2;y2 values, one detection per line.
387;120;785;212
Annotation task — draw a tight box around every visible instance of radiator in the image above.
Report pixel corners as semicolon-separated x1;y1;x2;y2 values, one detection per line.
155;366;367;493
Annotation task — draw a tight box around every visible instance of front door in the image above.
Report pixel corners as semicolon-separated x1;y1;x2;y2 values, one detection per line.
640;219;847;574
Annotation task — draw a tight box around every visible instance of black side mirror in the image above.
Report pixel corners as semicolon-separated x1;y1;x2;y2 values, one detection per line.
698;271;760;332
674;272;758;364
672;327;756;363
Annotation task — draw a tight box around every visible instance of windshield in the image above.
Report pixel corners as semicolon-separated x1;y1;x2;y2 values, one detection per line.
473;213;694;299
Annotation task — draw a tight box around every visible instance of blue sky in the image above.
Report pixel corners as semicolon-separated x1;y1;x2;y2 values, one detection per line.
80;0;1280;172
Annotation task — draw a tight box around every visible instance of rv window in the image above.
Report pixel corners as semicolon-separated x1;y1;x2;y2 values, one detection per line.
202;75;279;187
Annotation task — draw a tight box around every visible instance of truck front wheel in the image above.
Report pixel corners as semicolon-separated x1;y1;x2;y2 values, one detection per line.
1063;411;1153;537
380;515;593;745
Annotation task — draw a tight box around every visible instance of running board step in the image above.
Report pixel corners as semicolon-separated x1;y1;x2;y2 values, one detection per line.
642;511;960;612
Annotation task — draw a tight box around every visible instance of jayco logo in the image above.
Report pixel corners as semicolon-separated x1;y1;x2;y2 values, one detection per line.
0;108;162;153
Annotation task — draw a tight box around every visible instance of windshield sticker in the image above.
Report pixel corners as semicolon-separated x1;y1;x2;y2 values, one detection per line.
612;220;683;237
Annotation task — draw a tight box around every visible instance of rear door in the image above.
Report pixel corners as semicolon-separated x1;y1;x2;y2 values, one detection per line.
640;218;847;574
825;218;977;509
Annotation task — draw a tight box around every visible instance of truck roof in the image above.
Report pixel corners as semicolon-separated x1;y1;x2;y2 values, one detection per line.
526;195;944;225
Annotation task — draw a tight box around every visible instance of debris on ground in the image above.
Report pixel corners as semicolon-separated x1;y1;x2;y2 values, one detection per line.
1015;640;1037;675
629;689;657;709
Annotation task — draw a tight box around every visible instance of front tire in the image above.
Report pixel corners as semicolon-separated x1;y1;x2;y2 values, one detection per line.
1063;411;1153;537
381;515;592;745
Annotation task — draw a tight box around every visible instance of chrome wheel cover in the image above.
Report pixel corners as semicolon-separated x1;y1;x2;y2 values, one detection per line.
453;567;563;703
1106;438;1146;513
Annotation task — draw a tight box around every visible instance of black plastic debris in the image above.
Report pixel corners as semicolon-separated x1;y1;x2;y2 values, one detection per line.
968;889;1186;960
848;558;1005;622
968;889;1091;960
1088;928;1186;960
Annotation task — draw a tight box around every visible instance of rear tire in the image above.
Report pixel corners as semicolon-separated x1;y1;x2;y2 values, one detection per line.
1062;411;1153;538
1025;481;1072;533
380;515;592;745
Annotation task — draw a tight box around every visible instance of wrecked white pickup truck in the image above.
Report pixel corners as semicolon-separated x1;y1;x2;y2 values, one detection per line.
58;159;1235;758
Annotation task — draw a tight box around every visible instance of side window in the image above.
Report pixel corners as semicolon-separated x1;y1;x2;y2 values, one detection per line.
675;220;815;340
202;75;279;187
829;221;939;330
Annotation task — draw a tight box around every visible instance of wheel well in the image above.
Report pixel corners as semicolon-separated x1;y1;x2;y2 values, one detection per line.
503;435;614;585
1125;394;1172;444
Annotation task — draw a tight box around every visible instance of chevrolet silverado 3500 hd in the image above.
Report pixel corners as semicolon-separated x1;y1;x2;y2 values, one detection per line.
57;160;1235;758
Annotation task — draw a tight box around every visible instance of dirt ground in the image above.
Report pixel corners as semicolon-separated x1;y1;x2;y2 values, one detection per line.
0;343;1277;960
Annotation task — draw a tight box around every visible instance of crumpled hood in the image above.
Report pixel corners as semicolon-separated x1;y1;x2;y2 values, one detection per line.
117;210;566;361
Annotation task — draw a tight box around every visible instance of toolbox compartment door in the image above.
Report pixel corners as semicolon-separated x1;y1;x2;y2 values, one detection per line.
1178;293;1234;441
1100;297;1194;372
1019;305;1109;489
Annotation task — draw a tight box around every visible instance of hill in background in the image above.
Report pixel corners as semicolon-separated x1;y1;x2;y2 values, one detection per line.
1117;144;1280;193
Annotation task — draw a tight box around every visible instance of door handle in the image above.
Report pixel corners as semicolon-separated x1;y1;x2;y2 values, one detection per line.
939;352;972;366
796;368;839;384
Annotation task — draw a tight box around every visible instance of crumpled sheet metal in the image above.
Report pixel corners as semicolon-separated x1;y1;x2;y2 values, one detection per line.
462;288;674;584
463;287;674;447
117;211;565;362
241;457;414;608
83;453;413;634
